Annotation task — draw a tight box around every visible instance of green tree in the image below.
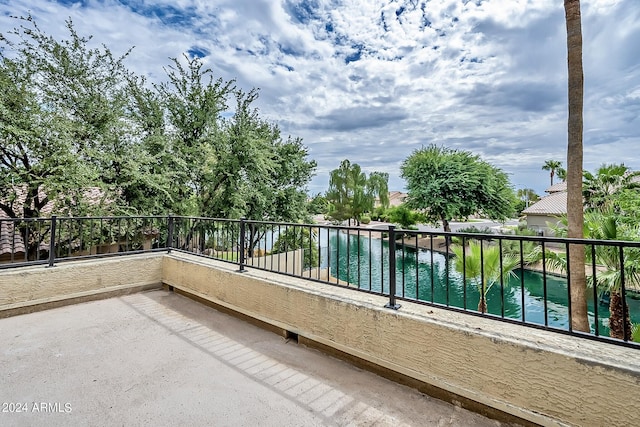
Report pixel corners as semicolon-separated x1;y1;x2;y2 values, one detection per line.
612;188;640;227
515;188;540;213
400;145;515;232
368;172;390;209
157;59;316;224
0;17;176;218
564;0;590;333
0;17;316;228
124;73;176;214
385;205;425;229
308;193;329;215
156;55;235;216
542;160;563;186
325;160;388;225
583;163;639;211
584;213;639;340
452;241;519;313
0;17;129;219
271;226;319;269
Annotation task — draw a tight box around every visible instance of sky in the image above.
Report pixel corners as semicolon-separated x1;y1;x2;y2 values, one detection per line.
1;0;639;197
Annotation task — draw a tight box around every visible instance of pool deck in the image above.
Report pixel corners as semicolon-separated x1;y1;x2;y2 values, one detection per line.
0;290;506;426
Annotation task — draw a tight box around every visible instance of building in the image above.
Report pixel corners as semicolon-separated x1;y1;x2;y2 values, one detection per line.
375;191;407;208
522;182;566;236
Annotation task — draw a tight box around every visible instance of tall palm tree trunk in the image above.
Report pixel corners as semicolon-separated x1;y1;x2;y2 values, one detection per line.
609;291;632;340
564;0;590;332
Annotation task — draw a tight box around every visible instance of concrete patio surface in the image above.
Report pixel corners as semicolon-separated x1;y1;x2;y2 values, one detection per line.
0;290;507;426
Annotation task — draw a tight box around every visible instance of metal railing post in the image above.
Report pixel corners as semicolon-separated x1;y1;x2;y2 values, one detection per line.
385;225;401;310
47;215;57;268
167;214;174;253
238;218;246;272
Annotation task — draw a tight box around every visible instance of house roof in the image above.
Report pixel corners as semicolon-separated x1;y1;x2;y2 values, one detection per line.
522;191;567;216
545;182;567;193
0;187;110;258
389;191;407;200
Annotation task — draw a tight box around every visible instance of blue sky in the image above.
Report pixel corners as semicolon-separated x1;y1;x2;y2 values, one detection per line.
2;0;639;196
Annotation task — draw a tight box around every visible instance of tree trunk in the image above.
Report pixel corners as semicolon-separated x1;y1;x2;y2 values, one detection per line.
478;295;487;314
609;291;632;340
564;0;590;332
442;217;451;233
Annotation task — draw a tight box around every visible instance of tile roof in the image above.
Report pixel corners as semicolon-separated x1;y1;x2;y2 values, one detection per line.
545;182;567;193
522;191;567;216
0;220;25;255
0;187;110;259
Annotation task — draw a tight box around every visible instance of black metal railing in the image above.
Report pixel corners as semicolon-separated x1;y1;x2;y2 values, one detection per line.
2;215;639;349
0;215;169;269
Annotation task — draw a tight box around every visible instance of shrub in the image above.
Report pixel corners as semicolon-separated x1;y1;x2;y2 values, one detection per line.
452;226;494;245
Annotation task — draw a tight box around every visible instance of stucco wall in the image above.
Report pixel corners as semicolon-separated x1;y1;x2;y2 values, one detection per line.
162;252;640;427
0;253;163;314
526;214;562;236
245;249;304;276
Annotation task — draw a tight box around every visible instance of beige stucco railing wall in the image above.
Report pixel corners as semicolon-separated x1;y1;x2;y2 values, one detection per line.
245;249;304;276
0;253;163;317
162;253;640;427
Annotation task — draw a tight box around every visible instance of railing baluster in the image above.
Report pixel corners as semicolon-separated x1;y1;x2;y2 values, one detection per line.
47;216;57;268
592;243;599;336
238;218;246;272
385;225;400;310
620;245;628;341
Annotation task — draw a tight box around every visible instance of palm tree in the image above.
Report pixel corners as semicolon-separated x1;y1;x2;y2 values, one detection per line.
542;160;563;186
516;188;539;209
557;167;567;182
584;213;640;340
545;212;640;340
564;0;590;333
452;240;519;313
583;163;640;211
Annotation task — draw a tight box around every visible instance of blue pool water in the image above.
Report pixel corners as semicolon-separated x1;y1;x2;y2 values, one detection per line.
325;232;640;337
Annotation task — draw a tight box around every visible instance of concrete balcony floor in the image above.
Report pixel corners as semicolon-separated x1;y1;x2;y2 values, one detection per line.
0;290;507;426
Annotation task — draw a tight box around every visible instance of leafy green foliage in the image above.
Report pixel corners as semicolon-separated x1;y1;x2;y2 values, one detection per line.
501;227;542;266
325;159;388;225
583;163;640;211
452;241;519;313
385;205;425;229
451;226;493;246
271;226;319;269
0;17;129;218
307;193;328;215
401;145;516;232
0;17;316;226
514;188;540;214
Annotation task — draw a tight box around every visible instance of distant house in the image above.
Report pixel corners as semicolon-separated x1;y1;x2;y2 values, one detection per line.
375;191;407;208
522;183;566;236
523;172;640;236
